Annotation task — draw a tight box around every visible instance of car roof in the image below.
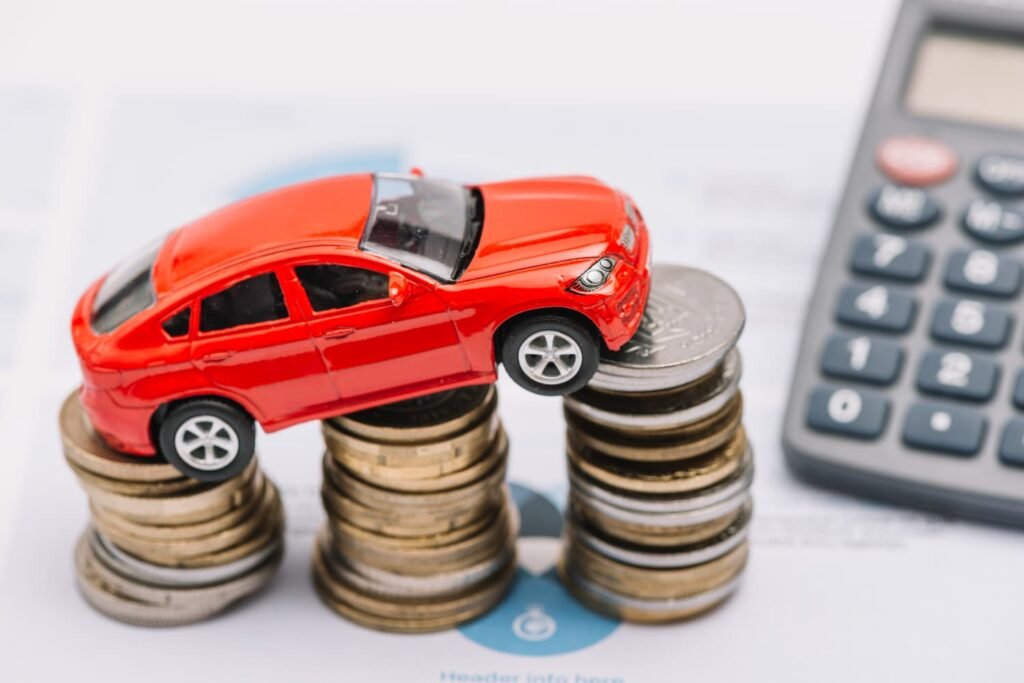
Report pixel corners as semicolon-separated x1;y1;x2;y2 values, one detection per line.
152;174;374;294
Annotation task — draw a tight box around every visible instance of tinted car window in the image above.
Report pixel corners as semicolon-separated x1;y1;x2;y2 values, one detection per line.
200;273;288;333
162;307;191;338
90;238;162;334
296;264;389;312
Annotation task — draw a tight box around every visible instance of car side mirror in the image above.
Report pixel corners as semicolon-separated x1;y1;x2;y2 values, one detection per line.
388;272;410;306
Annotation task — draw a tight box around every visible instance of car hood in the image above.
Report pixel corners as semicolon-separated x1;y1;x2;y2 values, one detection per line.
461;176;623;280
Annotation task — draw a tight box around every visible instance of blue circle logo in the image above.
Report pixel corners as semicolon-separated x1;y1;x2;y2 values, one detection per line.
458;484;619;656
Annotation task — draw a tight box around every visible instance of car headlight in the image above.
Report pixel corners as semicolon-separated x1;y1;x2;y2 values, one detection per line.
619;223;636;253
569;256;617;293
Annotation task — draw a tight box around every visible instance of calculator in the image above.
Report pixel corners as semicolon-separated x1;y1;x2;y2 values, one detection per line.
782;0;1024;525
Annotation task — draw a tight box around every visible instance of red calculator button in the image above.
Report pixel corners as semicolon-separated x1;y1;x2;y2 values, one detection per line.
876;136;957;187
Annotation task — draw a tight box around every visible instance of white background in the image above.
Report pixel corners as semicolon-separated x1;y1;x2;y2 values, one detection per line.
1;1;1022;681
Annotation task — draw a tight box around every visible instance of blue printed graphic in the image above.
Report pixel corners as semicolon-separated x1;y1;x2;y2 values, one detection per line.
458;483;620;656
234;149;402;198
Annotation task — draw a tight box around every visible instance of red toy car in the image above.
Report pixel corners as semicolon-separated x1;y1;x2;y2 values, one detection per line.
72;172;651;480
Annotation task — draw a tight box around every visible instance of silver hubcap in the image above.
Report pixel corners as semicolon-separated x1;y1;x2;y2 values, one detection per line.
173;415;240;471
518;330;583;385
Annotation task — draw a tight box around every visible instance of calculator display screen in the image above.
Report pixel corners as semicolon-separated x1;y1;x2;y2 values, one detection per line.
905;29;1024;131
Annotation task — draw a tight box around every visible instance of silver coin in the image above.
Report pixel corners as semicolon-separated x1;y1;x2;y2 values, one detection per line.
566;349;741;431
563;565;743;615
572;487;751;530
568;507;750;569
90;527;282;588
567;446;753;516
591;264;745;392
75;531;282;627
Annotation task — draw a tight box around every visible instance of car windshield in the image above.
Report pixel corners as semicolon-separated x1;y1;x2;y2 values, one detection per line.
90;237;162;334
360;175;482;282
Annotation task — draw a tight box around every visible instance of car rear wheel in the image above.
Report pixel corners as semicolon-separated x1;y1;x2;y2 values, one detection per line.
158;399;255;482
501;315;600;396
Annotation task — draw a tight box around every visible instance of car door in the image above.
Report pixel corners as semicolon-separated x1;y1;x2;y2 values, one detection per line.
191;269;339;424
288;259;468;404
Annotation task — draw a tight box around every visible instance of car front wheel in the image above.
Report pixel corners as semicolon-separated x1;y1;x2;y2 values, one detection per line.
501;315;600;396
158;399;255;482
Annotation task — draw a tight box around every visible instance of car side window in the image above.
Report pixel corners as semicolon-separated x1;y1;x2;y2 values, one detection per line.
199;272;288;333
161;307;191;338
295;264;389;313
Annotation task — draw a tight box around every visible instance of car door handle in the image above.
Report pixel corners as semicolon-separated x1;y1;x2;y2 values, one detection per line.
323;326;356;340
202;350;235;363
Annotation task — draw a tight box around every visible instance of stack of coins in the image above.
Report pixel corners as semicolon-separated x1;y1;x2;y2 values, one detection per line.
60;391;284;626
559;264;752;622
315;385;518;632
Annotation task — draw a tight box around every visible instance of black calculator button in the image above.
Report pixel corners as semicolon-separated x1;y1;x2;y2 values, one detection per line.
807;385;889;439
962;199;1024;244
822;333;903;385
1012;370;1024;410
975;154;1024;197
930;299;1011;349
916;349;999;402
999;419;1024;468
943;249;1021;298
903;402;986;456
867;184;941;229
850;234;929;282
836;284;916;332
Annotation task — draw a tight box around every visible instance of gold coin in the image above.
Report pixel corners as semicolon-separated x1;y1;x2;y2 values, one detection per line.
312;565;508;634
568;428;747;495
326;415;499;480
329;501;516;575
327;499;500;550
331;428;508;494
322;449;506;512
322;484;500;538
328;385;496;444
126;499;284;568
93;481;281;560
67;459;201;498
324;408;499;468
566;393;743;462
312;536;515;627
87;472;270;542
565;537;749;601
87;459;259;525
557;560;740;624
75;531;282;627
60;390;180;482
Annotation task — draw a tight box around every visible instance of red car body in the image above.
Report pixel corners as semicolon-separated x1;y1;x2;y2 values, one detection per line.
72;173;651;456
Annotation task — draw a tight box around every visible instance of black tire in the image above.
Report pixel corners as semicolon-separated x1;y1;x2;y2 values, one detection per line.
500;314;600;396
157;398;256;482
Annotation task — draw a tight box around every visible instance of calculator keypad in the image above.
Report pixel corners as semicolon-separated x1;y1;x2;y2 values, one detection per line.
806;142;1024;472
